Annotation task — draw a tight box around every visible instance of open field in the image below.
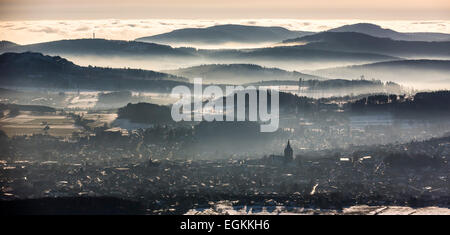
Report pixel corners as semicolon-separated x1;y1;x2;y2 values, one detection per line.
0;111;81;137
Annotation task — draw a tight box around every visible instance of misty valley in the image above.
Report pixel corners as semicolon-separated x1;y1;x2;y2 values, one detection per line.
1;22;450;215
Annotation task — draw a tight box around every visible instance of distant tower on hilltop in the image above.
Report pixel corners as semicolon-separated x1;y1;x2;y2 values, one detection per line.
298;78;303;94
284;140;293;161
93;31;95;39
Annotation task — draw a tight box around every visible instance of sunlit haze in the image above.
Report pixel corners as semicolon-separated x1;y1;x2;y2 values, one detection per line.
1;0;449;20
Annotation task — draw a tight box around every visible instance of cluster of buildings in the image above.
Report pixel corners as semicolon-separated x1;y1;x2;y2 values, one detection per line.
1;134;448;214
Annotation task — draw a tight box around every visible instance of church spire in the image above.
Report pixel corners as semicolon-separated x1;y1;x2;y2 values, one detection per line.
284;140;293;161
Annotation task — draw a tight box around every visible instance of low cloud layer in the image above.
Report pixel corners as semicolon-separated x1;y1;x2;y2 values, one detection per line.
0;19;449;46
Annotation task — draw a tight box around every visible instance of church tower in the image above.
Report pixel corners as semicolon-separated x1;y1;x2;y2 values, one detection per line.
284;140;293;161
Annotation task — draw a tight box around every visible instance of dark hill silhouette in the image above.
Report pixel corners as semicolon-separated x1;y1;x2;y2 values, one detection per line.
199;46;398;63
0;39;193;57
0;38;398;66
164;64;326;84
311;59;450;87
328;23;450;42
0;40;19;50
334;59;450;70
245;78;398;89
350;91;450;118
117;102;173;124
136;24;313;45
0;52;189;91
283;32;450;58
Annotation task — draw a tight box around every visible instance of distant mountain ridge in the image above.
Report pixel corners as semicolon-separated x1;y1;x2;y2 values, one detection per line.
136;24;313;45
199;46;399;63
0;39;192;57
0;38;399;69
314;59;450;74
309;59;450;89
283;32;450;58
0;41;19;51
328;23;450;42
3;23;449;61
164;64;327;84
0;52;189;91
332;59;450;70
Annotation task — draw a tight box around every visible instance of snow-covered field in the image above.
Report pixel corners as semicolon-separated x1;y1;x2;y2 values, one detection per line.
185;201;450;215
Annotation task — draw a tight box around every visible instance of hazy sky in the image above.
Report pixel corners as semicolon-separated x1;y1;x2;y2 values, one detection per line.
1;0;449;20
